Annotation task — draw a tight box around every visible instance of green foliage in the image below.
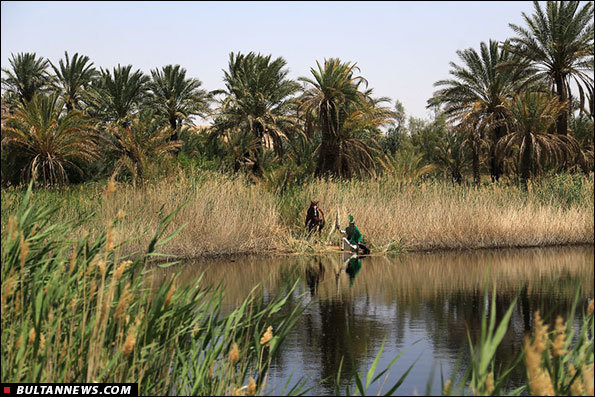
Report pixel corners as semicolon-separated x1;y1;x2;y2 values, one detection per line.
1;94;100;186
0;185;304;395
50;51;98;111
1;52;53;106
506;0;594;135
149;64;212;134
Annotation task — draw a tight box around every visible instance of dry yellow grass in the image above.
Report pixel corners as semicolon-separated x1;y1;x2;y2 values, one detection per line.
1;171;593;258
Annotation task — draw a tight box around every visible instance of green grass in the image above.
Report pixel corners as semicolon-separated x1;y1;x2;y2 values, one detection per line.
0;184;305;395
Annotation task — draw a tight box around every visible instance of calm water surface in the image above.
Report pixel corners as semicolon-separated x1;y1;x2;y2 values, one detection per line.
156;246;594;395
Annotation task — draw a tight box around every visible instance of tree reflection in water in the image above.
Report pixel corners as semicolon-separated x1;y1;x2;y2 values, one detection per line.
152;246;593;395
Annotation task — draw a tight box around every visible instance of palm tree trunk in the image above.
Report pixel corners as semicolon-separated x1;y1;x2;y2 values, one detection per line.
554;74;568;135
472;147;481;186
489;125;505;182
520;136;532;189
169;116;178;141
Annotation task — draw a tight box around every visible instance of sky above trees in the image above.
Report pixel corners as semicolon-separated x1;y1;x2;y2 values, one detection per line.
1;1;544;120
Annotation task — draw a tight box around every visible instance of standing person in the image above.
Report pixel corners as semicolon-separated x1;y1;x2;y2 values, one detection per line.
339;215;370;254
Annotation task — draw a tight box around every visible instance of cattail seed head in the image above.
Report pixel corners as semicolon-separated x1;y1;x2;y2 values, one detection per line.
97;260;106;277
552;316;567;357
246;376;256;396
28;327;36;345
229;342;239;364
19;233;29;269
260;326;273;345
106;178;116;197
442;380;452;395
588;299;594;315
7;215;17;241
486;372;494;394
105;228;114;252
164;282;176;308
114;260;131;281
115;283;132;322
123;328;137;356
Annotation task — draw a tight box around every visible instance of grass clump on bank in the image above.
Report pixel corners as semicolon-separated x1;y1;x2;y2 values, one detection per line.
0;184;303;395
1;172;593;258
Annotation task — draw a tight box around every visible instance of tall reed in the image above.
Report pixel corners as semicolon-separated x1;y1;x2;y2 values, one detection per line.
0;183;303;395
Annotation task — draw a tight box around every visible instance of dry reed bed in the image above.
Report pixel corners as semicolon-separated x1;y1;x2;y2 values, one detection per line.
1;172;593;257
297;178;594;252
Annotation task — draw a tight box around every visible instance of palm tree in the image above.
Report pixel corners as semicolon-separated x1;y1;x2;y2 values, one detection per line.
108;111;181;184
298;58;395;178
433;128;469;185
506;1;594;136
213;52;301;174
149;64;211;141
428;40;535;181
87;65;149;125
497;92;580;187
50;51;98;112
1;94;99;185
1;53;53;106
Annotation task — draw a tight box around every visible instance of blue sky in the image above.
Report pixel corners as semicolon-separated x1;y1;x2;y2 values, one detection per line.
2;1;539;120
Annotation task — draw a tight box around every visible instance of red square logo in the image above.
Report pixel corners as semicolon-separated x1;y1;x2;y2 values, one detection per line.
3;387;10;394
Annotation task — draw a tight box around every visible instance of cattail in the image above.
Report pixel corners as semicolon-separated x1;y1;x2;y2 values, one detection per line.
552;316;567;357
114;260;131;281
19;233;29;269
7;215;17;241
114;284;132;322
583;363;594;396
97;260;106;277
122;327;137;356
39;333;46;350
442;380;451;395
105;228;114;252
486;372;494;395
208;362;214;378
28;327;36;345
588;299;594;315
260;326;273;345
106;178;116;197
524;311;554;396
1;276;17;310
164;282;176;308
246;376;256;396
69;249;77;275
229;342;239;364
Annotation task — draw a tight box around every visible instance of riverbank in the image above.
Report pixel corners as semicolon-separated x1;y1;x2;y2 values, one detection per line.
1;171;593;258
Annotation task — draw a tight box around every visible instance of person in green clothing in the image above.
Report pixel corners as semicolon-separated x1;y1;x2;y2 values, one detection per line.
339;215;370;254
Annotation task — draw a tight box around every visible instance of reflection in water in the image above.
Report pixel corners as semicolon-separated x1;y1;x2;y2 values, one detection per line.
152;246;594;396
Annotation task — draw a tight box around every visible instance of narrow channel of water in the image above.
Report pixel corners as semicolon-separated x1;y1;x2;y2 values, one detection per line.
155;245;594;395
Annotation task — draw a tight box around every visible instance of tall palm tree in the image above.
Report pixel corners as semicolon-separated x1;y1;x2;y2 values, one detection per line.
497;92;580;187
1;53;53;106
428;40;535;181
149;64;211;141
213;52;301;174
87;65;149;125
506;0;594;136
50;51;98;112
298;58;395;178
108;111;181;184
1;94;99;185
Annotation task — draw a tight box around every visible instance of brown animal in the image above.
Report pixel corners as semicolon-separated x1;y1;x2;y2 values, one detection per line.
305;201;325;235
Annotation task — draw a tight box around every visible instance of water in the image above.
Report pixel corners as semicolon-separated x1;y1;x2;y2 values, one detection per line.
155;245;594;395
